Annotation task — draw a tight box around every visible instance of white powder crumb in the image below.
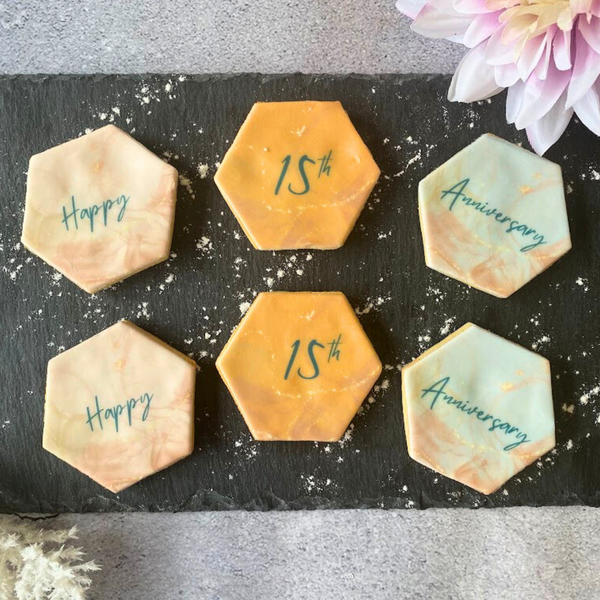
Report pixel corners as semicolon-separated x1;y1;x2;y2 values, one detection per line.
562;403;575;414
576;277;589;291
580;385;600;405
165;82;172;92
296;269;304;276
265;277;274;288
306;254;313;261
566;439;574;450
197;163;209;179
277;269;285;279
179;174;195;199
402;485;408;492
112;107;120;115
99;112;107;120
84;128;93;135
239;301;251;315
165;274;175;284
196;237;213;254
338;424;354;448
591;170;600;180
440;316;456;336
531;335;550;350
502;489;509;496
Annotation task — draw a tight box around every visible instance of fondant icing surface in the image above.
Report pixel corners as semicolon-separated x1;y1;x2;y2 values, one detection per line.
22;125;178;293
419;134;571;298
43;320;197;493
215;101;380;250
217;292;382;441
402;323;556;495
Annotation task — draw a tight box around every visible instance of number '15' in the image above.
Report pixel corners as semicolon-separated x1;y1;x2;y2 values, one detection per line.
284;339;324;380
275;155;315;196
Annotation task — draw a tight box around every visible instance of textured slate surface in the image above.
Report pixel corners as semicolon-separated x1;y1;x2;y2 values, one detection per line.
0;74;599;513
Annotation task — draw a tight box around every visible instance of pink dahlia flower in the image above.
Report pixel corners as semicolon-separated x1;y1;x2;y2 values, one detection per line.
396;0;600;154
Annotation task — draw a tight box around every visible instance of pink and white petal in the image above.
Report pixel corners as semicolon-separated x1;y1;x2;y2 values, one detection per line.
553;29;572;70
506;80;526;124
579;15;600;54
573;82;600;135
534;29;556;80
395;0;427;19
567;29;600;107
452;0;493;14
516;35;547;81
495;63;521;87
463;12;502;48
411;4;473;38
515;64;571;129
448;42;505;102
526;89;573;155
485;25;516;65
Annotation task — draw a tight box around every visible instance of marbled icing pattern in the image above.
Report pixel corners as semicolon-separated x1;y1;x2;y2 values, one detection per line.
43;320;197;493
22;125;178;293
215;102;380;250
402;323;555;495
419;134;571;298
216;292;382;441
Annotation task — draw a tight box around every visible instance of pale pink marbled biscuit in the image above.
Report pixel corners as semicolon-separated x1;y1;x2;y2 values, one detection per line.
22;125;178;293
402;323;555;495
43;320;197;493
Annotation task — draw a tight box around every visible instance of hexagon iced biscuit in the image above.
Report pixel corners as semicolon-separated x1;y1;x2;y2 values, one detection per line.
402;323;555;495
43;321;197;493
215;101;380;250
216;292;382;441
419;134;571;298
22;125;178;293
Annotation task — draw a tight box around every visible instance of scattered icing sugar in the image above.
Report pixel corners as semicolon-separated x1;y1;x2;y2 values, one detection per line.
531;335;550;351
239;301;251;315
197;163;209;179
440;316;456;336
355;295;390;316
178;174;195;199
580;385;600;405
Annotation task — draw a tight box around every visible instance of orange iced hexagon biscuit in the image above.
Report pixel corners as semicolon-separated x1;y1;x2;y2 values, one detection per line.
22;125;178;293
216;292;382;441
402;323;556;495
215;101;380;250
43;320;197;493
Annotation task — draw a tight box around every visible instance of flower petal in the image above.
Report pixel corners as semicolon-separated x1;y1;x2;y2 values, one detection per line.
411;4;473;39
463;12;502;48
452;0;493;14
515;63;571;129
506;79;525;124
448;42;505;102
395;0;427;20
517;34;548;81
579;15;600;54
534;30;555;80
526;88;573;155
574;81;600;135
495;63;521;87
567;28;600;107
553;29;572;70
485;25;516;65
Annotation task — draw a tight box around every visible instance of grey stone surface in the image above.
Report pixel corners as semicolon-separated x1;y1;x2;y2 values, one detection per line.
2;3;598;600
0;0;464;74
6;508;596;600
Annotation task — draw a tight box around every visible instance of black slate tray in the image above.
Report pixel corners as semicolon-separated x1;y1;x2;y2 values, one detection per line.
1;74;599;513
